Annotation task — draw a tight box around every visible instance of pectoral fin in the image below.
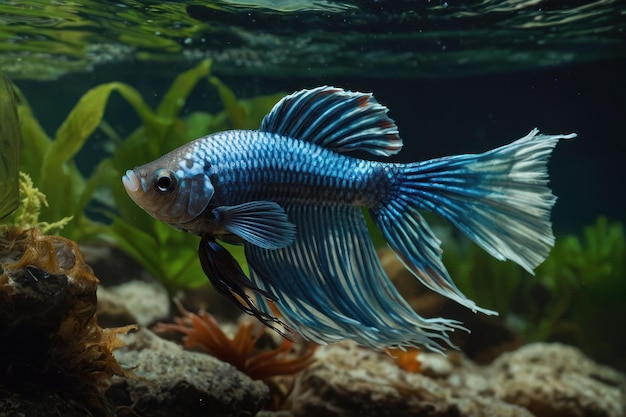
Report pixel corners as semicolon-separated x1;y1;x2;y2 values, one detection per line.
213;201;296;249
198;235;292;338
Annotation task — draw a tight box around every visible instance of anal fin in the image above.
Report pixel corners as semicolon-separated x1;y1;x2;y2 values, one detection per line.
243;205;464;351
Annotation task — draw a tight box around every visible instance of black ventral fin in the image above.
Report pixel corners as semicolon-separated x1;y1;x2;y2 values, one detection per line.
260;86;403;156
198;235;293;338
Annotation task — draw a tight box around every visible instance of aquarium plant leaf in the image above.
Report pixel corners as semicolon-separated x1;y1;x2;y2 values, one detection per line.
46;82;152;170
532;217;626;357
0;74;21;220
2;172;73;233
99;73;281;288
13;84;53;181
210;76;247;129
28;81;157;238
108;217;213;289
104;59;212;174
157;59;211;120
108;217;166;281
183;111;224;141
209;76;286;130
238;91;289;129
82;60;216;237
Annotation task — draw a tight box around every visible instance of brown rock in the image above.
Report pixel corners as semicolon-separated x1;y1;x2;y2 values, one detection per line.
97;280;170;327
0;227;134;415
289;341;625;417
291;341;458;417
109;329;270;417
490;343;626;417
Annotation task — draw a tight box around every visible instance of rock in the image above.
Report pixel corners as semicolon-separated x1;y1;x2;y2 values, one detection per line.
289;341;625;417
109;329;270;417
0;391;98;417
454;398;534;417
0;227;133;415
257;411;295;417
97;280;170;327
490;343;626;417
4;228;622;417
291;341;462;417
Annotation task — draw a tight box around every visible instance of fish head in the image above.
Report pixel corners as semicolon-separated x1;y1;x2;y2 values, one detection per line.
122;153;214;227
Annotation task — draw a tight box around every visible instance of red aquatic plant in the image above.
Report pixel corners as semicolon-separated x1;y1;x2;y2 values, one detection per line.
154;301;316;408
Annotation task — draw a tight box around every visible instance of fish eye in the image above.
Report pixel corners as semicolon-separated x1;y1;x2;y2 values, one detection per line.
153;169;178;193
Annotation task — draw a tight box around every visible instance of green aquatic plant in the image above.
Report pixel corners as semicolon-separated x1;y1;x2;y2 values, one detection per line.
0;74;69;234
447;216;626;363
83;59;217;289
13;71;152;241
0;74;20;221
532;217;625;361
2;172;73;234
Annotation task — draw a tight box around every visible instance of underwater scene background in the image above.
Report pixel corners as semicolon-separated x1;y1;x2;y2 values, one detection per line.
1;1;625;416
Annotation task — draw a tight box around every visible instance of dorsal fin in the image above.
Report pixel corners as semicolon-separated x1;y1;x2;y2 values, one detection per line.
260;86;402;156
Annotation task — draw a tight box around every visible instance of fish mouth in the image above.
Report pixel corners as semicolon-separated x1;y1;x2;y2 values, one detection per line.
122;169;140;193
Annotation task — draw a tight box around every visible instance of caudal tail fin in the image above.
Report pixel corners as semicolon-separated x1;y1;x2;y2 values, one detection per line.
370;129;576;313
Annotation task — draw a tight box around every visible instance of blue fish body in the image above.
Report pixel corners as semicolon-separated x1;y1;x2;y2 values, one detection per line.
123;86;575;351
190;131;384;208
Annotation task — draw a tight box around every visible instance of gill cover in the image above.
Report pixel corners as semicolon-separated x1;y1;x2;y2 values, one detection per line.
154;171;214;223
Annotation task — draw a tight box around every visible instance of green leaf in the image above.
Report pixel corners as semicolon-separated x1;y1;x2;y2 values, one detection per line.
14;83;52;189
157;59;211;120
109;218;165;281
0;74;21;220
237;91;286;129
46;82;153;170
183;111;216;140
31;83;149;229
210;76;285;130
209;76;247;129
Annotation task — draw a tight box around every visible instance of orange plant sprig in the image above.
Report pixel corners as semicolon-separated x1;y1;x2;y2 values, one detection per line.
154;301;316;408
386;346;422;373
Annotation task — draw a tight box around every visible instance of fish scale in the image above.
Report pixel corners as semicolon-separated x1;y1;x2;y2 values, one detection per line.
197;130;387;208
123;86;575;350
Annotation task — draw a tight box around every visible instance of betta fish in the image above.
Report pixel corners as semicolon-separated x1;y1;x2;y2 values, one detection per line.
123;86;575;351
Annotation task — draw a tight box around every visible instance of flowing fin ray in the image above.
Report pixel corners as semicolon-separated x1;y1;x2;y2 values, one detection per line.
371;129;576;311
260;86;402;156
244;205;464;351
